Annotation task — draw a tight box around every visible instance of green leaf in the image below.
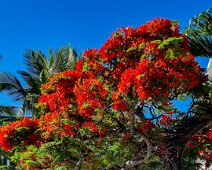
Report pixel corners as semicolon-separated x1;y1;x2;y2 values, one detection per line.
165;49;175;59
152;40;162;44
40;69;49;83
140;54;147;60
172;20;179;26
49;49;54;67
81;103;91;109
126;47;136;53
158;37;183;49
98;76;104;83
137;74;144;80
138;43;146;49
0;165;9;169
113;32;120;37
25;159;38;166
82;62;90;72
177;94;187;101
15;126;29;132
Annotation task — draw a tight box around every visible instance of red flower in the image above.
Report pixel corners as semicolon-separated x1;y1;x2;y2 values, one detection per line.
83;121;98;133
198;150;205;156
0;117;41;152
112;99;128;111
139;120;155;133
76;60;84;72
206;130;212;141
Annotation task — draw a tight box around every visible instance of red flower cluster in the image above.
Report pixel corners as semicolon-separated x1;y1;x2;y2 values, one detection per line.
83;49;105;75
77;18;204;114
187;131;212;163
138;120;155;133
0;117;41;151
39;111;78;139
74;78;107;118
39;70;81;111
112;99;128;111
98;18;201;103
83;121;99;133
159;114;174;127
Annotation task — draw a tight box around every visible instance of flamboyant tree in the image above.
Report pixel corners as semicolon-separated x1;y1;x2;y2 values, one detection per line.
0;18;211;170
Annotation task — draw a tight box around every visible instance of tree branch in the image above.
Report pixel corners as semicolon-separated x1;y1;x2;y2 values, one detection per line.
121;133;152;170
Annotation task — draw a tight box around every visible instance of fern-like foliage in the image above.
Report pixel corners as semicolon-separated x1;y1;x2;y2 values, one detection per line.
185;8;212;57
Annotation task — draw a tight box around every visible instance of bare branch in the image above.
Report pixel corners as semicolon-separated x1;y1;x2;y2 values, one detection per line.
74;153;84;170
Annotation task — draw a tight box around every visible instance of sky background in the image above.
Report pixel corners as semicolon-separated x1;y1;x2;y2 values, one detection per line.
0;0;211;106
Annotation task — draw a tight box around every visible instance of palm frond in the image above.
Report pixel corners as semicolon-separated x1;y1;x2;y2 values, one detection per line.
17;96;38;117
70;48;78;69
0;72;26;101
0;105;17;116
0;116;17;125
24;50;48;78
186;34;212;57
185;8;212;57
17;70;41;94
49;45;78;75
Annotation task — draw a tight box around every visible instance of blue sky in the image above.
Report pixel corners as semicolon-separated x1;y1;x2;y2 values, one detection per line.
0;0;211;106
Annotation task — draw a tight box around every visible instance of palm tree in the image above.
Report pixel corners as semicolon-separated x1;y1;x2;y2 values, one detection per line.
0;44;78;118
185;8;212;57
0;56;17;122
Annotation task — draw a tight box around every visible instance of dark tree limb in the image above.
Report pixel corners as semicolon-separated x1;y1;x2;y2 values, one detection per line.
121;133;153;170
162;103;212;170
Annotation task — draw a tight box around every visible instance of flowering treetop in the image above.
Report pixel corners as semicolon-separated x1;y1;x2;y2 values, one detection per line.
0;18;210;169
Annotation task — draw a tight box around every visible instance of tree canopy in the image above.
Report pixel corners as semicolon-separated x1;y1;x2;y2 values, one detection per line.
0;16;211;170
